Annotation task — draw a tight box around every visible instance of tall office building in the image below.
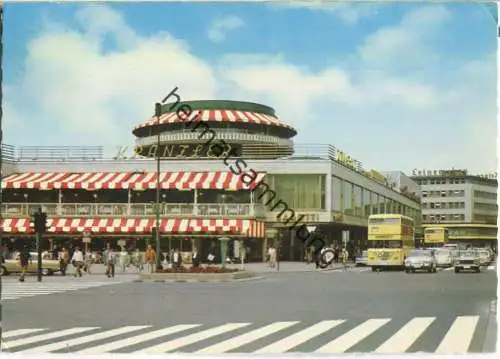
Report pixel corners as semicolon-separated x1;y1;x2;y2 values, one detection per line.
410;169;497;249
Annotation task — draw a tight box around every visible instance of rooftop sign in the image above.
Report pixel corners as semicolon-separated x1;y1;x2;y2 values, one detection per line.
412;169;467;177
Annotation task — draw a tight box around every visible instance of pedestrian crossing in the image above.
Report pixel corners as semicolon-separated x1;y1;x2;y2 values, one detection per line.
1;315;486;354
1;280;125;300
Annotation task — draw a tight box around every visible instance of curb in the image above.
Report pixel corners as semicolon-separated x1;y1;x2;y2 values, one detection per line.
482;299;498;352
132;276;265;283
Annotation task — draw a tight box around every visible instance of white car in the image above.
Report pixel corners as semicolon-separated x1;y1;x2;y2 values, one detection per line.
404;249;437;273
478;248;492;266
434;248;454;267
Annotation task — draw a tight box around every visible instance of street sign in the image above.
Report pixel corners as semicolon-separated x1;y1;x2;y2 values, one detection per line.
117;240;126;246
307;226;317;233
82;237;91;243
342;230;350;243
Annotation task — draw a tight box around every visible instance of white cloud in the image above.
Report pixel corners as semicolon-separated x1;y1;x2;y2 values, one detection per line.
272;1;379;23
4;4;496;173
207;15;244;43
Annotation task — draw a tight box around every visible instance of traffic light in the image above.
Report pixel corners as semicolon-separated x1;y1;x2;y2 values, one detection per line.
33;211;48;234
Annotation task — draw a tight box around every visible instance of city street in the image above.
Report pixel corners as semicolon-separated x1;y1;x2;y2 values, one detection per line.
2;262;497;354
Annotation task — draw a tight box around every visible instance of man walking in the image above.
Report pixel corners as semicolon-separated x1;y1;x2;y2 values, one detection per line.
71;247;84;277
145;244;156;273
19;245;30;282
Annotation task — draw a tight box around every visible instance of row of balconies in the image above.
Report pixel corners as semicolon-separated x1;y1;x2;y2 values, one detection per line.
2;203;266;218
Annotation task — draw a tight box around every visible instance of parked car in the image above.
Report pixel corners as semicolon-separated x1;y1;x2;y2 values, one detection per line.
454;249;481;273
1;252;60;276
404;249;437;273
355;251;368;266
478;248;492;266
434;248;454;267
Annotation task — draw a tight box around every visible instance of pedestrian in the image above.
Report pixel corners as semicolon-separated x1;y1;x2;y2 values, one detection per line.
60;247;69;276
105;247;116;278
119;248;128;273
239;244;246;270
71;247;84;277
133;248;143;272
192;248;200;268
145;244;156;273
84;250;93;274
19;245;30;282
172;249;182;269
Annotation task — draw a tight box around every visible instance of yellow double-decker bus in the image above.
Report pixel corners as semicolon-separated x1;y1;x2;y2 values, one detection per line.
423;227;449;248
367;214;415;271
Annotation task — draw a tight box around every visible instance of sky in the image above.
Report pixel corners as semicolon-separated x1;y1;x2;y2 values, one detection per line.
2;1;498;174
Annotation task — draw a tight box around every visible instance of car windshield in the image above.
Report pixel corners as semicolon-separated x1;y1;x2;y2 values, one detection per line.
408;250;429;257
435;250;449;256
459;249;477;256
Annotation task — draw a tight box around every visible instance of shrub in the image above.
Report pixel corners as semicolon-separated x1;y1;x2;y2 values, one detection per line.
157;265;240;274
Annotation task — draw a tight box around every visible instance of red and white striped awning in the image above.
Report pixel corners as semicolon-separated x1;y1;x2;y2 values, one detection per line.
0;218;266;238
1;172;265;191
134;110;295;131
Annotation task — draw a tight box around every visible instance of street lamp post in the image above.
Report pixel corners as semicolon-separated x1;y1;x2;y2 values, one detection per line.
154;103;162;270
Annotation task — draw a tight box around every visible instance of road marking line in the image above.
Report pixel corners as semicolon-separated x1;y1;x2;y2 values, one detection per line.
76;325;201;354
4;327;99;349
375;317;435;353
315;318;391;353
197;321;299;353
435;315;479;354
3;329;46;339
135;323;251;354
254;320;345;354
18;326;151;353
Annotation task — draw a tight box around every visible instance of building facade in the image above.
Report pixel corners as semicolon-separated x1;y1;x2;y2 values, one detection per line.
410;169;497;249
0;100;422;262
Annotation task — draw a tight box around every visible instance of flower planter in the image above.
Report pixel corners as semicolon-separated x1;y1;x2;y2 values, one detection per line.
138;270;253;283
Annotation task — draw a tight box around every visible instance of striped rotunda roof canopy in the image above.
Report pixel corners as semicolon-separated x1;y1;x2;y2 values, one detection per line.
133;100;297;134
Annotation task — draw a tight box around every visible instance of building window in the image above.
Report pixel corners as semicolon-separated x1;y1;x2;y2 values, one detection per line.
354;185;362;217
331;176;342;211
363;189;371;217
343;181;353;215
422;191;428;198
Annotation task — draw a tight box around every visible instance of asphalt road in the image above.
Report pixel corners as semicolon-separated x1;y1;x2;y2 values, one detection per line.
2;264;497;354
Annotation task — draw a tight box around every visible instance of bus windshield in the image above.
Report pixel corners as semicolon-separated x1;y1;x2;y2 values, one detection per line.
368;240;402;249
369;218;401;225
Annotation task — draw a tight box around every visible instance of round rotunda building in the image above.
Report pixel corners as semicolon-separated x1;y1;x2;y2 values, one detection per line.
132;100;297;160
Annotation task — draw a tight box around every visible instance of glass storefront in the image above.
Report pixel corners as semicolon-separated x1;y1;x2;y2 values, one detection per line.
267;174;325;210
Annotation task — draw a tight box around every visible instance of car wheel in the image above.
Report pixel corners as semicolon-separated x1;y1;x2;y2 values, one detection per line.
476;267;481;273
42;268;49;276
371;266;377;272
405;268;410;273
455;267;460;273
0;266;8;276
411;268;416;273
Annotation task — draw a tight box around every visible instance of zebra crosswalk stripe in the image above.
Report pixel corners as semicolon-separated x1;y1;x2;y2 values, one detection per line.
315;318;391;353
254;320;345;354
135;323;251;354
435;316;479;354
196;321;298;354
19;326;151;353
2;315;483;354
76;324;201;354
1;282;122;300
2;328;46;339
375;317;435;353
4;327;98;349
